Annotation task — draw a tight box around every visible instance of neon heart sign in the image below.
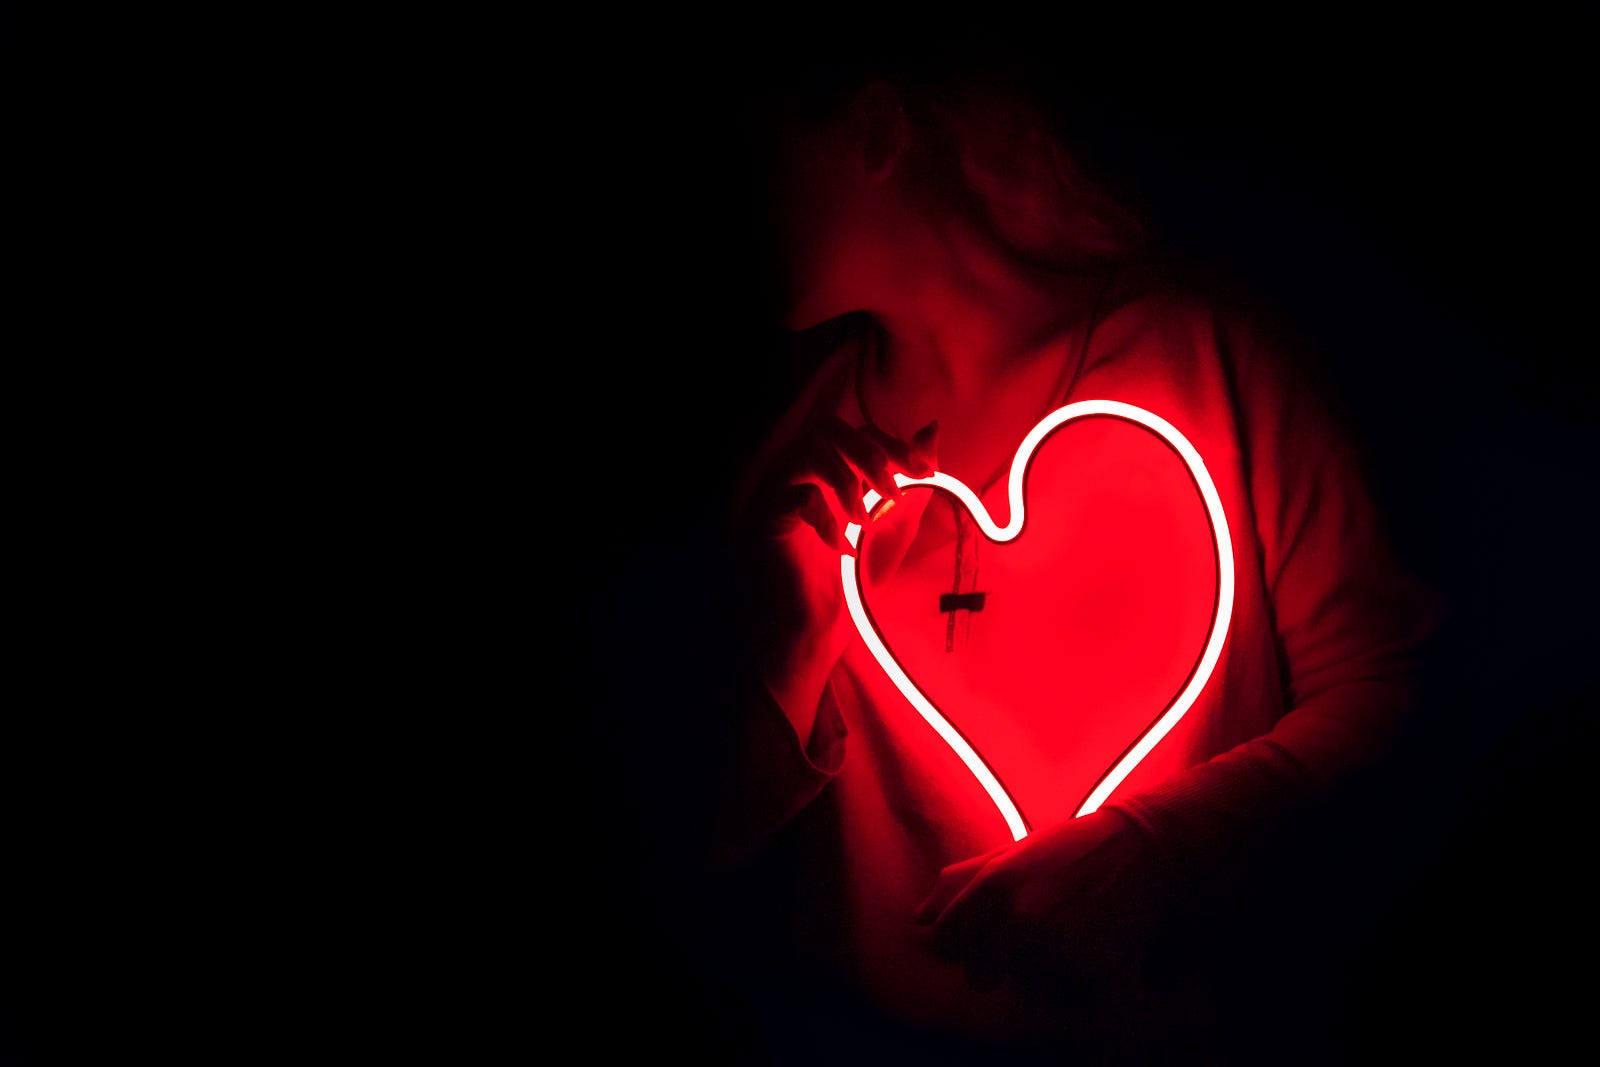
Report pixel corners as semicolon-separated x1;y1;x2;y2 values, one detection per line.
839;400;1234;842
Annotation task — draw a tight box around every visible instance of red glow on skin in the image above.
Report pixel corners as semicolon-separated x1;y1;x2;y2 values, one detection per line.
843;401;1233;838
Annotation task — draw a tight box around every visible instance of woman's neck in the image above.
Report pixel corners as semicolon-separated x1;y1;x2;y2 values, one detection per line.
876;219;1087;389
790;200;1109;481
857;266;1106;489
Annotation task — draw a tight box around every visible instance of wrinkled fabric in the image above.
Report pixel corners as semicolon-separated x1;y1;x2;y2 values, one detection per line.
719;261;1437;1045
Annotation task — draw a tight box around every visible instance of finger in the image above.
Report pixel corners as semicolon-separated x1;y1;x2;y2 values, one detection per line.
764;479;843;549
930;858;1016;960
790;483;844;551
824;420;902;503
861;422;936;478
910;419;940;472
798;442;869;524
915;844;1008;924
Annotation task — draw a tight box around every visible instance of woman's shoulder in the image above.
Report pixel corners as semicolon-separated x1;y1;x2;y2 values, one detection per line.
1095;256;1254;330
1090;256;1308;371
1078;256;1234;373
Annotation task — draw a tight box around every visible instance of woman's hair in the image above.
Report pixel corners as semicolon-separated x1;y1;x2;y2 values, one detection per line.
757;57;1149;271
908;79;1149;268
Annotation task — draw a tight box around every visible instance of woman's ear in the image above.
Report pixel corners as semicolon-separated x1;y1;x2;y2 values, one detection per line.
851;81;910;182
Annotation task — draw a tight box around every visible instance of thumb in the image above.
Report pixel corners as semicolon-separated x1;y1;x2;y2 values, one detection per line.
911;420;940;474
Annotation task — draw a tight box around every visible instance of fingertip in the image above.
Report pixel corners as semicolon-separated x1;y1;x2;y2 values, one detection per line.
913;422;940;475
819;516;841;553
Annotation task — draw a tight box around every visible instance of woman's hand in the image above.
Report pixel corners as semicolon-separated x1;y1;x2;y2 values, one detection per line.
915;808;1176;996
739;417;938;743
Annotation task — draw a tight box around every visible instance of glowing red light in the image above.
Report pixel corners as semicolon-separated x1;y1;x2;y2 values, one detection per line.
841;400;1234;840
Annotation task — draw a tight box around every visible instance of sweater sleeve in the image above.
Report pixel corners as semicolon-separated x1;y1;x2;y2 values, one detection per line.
706;334;866;872
706;676;849;871
1102;302;1439;879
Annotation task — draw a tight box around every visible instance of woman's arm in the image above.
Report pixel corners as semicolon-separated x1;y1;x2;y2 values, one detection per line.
707;410;939;872
916;296;1438;995
703;674;850;872
1103;302;1439;876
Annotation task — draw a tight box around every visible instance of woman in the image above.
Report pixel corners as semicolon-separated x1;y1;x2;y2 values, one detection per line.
706;70;1436;1059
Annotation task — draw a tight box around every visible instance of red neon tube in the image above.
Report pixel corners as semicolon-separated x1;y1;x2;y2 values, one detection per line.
839;400;1235;841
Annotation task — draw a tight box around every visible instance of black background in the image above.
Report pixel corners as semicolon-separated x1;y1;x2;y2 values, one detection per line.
0;16;1589;1067
559;17;1595;1064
